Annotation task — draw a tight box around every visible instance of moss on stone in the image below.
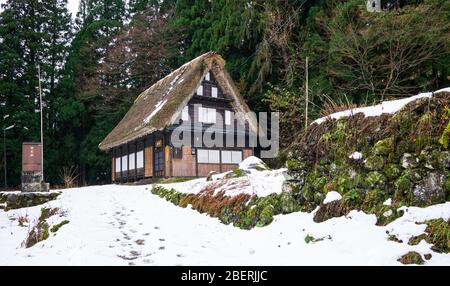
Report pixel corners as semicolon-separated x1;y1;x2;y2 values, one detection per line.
279;192;299;213
388;234;403;243
445;175;450;200
362;189;386;209
374;138;393;156
151;184;301;229
343;189;361;203
364;155;385;171
232;168;245;177
39;207;60;222
384;164;401;179
438;109;450;148
364;171;386;189
50;220;70;233
284;92;450;224
408;233;427;246
336;175;353;193
393;171;412;203
286;158;306;172
397;251;424;265
304;234;315;244
257;205;274;227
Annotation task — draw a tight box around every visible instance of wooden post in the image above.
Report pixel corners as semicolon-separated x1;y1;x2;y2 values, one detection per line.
37;65;44;182
305;57;309;131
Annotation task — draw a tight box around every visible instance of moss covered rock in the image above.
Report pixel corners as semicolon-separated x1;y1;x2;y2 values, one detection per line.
397;251;424;265
285;90;450;223
364;155;385;171
374;138;393;156
412;172;447;206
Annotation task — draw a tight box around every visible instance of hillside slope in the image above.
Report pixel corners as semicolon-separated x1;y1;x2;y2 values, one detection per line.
285;88;450;225
1;185;449;265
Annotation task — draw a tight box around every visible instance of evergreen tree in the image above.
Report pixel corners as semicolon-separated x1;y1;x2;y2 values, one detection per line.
0;0;72;186
57;0;127;184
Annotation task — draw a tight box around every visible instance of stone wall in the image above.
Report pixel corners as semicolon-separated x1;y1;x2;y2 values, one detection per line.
0;192;60;210
283;91;450;222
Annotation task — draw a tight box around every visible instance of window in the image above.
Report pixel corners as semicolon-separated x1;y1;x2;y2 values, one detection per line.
207;108;216;123
197;149;208;163
225;110;231;125
136;150;144;169
182;106;189;121
212;87;218;98
154;145;164;177
209;150;220;163
221;150;232;164
199;107;216;123
173;147;183;159
115;157;120;173
197;149;220;164
121;155;128;171
231;151;242;164
129;152;135;170
205;71;210;81
197;85;203;96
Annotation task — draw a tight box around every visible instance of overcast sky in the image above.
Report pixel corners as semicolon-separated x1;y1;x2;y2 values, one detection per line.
0;0;80;18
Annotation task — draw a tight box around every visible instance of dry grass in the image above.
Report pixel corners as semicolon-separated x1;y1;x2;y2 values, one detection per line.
319;94;358;117
180;179;253;217
18;215;29;227
60;166;79;189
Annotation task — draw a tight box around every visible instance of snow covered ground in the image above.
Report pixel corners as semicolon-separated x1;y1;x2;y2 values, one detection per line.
161;157;286;197
1;183;449;266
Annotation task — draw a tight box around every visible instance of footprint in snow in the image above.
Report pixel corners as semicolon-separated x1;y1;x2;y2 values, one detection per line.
130;250;141;257
135;239;145;245
117;254;138;261
143;258;153;264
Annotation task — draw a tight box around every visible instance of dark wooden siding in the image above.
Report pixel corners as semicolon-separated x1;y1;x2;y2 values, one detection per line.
172;146;196;177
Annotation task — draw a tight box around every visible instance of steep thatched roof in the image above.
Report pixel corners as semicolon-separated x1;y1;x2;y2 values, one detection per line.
99;52;257;151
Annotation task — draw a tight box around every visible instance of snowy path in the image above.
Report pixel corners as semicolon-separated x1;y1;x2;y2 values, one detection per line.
0;185;449;265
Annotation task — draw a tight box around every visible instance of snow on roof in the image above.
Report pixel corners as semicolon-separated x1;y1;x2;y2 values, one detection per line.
143;99;168;124
99;52;257;151
313;87;450;125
